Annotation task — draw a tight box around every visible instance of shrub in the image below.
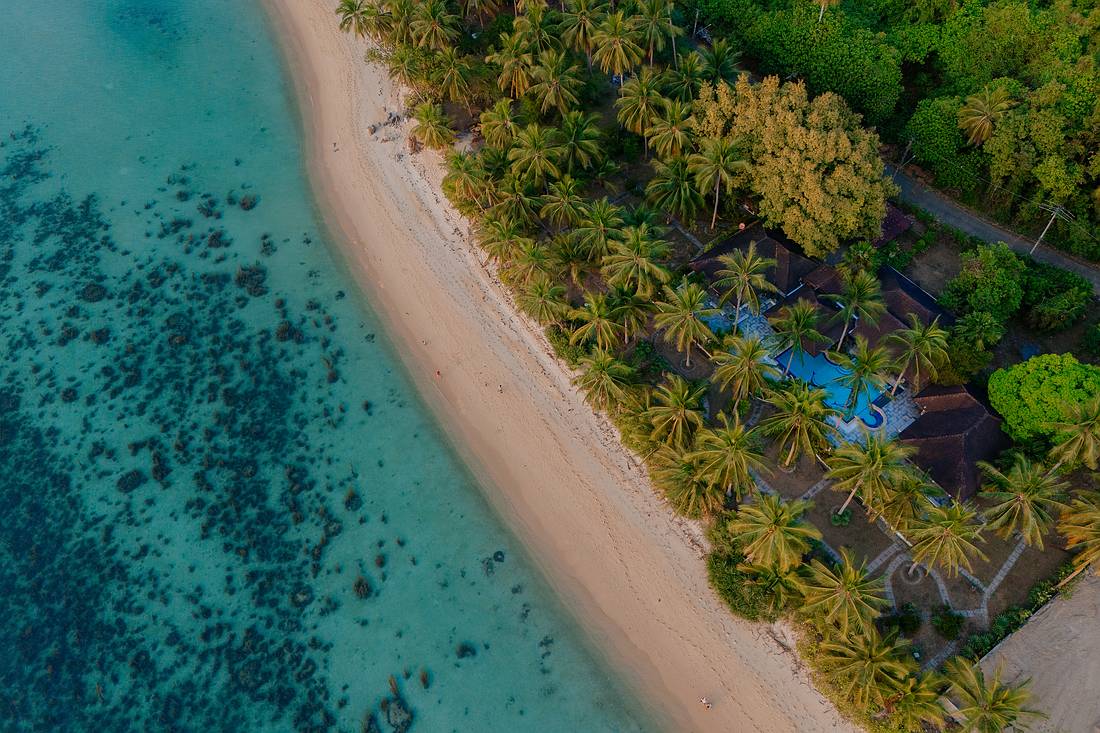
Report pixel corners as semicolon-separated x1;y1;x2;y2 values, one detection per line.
904;96;982;193
931;606;965;640
938;335;992;384
706;552;777;622
988;353;1100;443
940;242;1025;323
545;325;588;368
1081;323;1100;357
1020;260;1092;333
879;602;922;636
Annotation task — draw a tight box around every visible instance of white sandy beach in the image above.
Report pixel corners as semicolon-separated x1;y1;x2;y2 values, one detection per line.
262;2;857;730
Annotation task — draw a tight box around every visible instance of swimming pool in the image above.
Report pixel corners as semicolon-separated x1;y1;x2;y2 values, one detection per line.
776;349;885;429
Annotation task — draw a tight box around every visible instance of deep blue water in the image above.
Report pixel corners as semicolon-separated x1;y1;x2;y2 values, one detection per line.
0;1;653;731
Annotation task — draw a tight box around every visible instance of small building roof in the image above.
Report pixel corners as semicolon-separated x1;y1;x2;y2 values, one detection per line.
899;385;1008;500
803;264;844;297
690;225;818;298
878;265;954;328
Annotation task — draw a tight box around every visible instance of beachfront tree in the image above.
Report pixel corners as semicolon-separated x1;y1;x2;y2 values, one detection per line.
551;232;594;286
412;0;461;50
958;86;1016;146
801;549;889;636
386;45;424;92
769;300;827;377
480;99;519;148
761;380;837;467
833;336;891;420
486;32;535;98
647;98;693;159
698;38;740;85
651;445;725;517
944;658;1042;733
886;314;949;396
513;0;557;54
826;270;885;352
443;151;489;212
1056;491;1100;588
646;157;704;222
476;215;526;264
540;176;586;228
592;12;644;87
909;503;987;577
517;274;568;325
653;281;718;367
726;494;821;570
820;626;914;711
740;562;804;617
711;335;779;404
337;0;392;41
601;224;671;298
509;124;563;187
689;412;767;500
436;48;472;104
529;50;584;115
637;0;681;66
646;374;707;448
559;0;606;70
712;240;778;321
491;176;541;227
978;455;1068;549
558;111;603;173
570;291;626;350
882;673;946;731
1050;394;1100;471
612;288;655;343
384;0;415;45
508;239;554;285
827;433;916;518
461;0;502;22
663;50;703;102
410;102;455;149
689;137;749;230
575;348;635;410
615;69;663;154
576;197;625;260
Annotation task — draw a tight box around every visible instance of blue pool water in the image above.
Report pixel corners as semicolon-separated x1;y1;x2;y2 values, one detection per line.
0;1;653;731
777;349;884;429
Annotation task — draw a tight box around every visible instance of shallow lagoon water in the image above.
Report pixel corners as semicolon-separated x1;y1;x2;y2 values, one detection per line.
0;1;653;730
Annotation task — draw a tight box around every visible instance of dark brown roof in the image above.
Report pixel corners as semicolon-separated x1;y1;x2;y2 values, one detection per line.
878;265;954;328
690;225;818;297
873;203;913;247
900;385;1008;500
803;264;844;296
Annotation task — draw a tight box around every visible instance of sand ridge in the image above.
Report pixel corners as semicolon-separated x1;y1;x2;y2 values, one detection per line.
261;2;858;730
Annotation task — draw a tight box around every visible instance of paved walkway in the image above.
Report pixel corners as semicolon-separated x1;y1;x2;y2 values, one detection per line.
887;166;1100;292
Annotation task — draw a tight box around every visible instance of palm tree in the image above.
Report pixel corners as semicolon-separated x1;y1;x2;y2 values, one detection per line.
663;50;703;102
507;239;554;285
711;335;780;404
508;124;563;187
410;102;455;149
386;45;423;92
820;626;914;711
651;445;725;517
825;270;885;352
653;281;718;367
480;99;518;148
513;0;557;54
601;224;671;298
816;0;841;22
490;175;542;227
944;657;1043;733
1049;394;1100;471
886;314;949;396
958;86;1016;146
712;240;777;320
592;11;644;87
558;111;603;173
880;473;940;533
801;549;889;636
769;300;827;377
476;215;525;265
443;151;489;212
411;0;460;50
689;137;750;230
827;433;916;518
550;232;594;286
726;494;821;570
615;69;663;154
559;0;607;70
688;413;767;500
833;336;891;420
435;48;472;104
570;291;626;350
337;0;391;41
699;38;740;85
882;673;946;731
613;287;655;343
978;455;1068;549
529;49;583;115
646;98;693;159
461;0;502;22
646;375;707;448
540;175;586;228
1056;491;1100;588
517;274;568;325
384;0;415;45
909;502;987;577
646;156;704;223
954;311;1004;350
486;32;534;98
575;348;635;410
576;197;625;260
636;0;681;65
760;381;837;467
739;562;804;617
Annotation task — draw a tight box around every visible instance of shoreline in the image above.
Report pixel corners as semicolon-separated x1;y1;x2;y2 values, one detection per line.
260;2;856;730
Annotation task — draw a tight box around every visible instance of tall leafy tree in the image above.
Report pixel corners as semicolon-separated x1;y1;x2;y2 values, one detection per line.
615;68;663;154
646;98;693;159
1056;491;1100;588
978;455;1067;549
411;0;461;50
726;494;821;570
443;151;489;212
540;175;586;228
820;627;914;712
825;270;885;352
832;336;891;420
663;50;703;102
944;658;1043;733
574;348;635;410
651;445;724;517
1049;394;1100;471
337;0;392;41
801;549;888;636
688;413;767;500
689;137;750;230
436;47;473;104
645;375;707;448
513;0;558;54
517;274;568;325
909;503;987;577
570;291;626;350
769;299;827;376
600;224;671;298
558;111;603;173
550;232;594;286
760;380;837;467
508;124;563;187
410;102;455;149
592;11;644;87
882;673;946;731
486;32;534;97
575;197;625;260
476;215;525;265
712;240;777;320
711;335;780;404
479;99;518;149
559;0;606;70
885;314;949;396
698;38;740;85
529;49;583;115
490;175;541;227
646;156;704;222
636;0;681;66
826;433;915;517
508;239;554;285
653;281;718;367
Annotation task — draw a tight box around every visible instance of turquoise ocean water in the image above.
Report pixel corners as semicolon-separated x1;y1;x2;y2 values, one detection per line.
0;2;654;730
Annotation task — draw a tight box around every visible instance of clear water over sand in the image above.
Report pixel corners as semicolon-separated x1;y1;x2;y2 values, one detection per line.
0;1;652;730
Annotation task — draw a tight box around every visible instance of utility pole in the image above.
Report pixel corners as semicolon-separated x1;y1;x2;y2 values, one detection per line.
1032;203;1073;254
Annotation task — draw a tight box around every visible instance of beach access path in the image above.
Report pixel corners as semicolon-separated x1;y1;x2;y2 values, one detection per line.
262;2;857;730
